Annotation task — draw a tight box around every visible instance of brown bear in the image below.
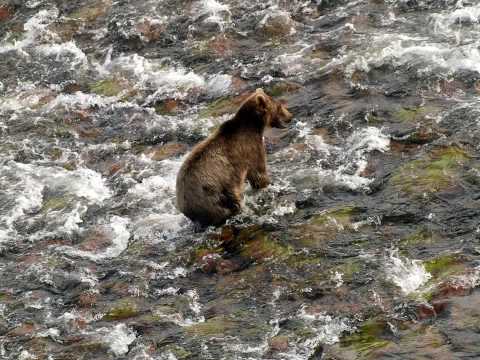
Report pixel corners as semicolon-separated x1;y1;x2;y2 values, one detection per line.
176;88;293;227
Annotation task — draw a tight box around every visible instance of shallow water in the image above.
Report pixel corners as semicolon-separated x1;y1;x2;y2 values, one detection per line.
1;0;480;359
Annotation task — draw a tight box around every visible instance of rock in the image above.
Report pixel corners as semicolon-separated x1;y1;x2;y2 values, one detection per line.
0;5;13;21
424;254;465;280
393;106;440;123
267;81;302;97
339;318;392;356
103;299;140;321
48;20;80;42
8;323;37;337
185;316;236;337
238;227;293;263
68;0;112;23
77;291;98;308
399;227;438;248
136;18;164;42
207;35;235;58
390;126;440;145
260;11;295;37
216;259;241;275
390;146;471;197
199;253;221;274
79;228;113;252
291;206;365;248
199;92;250;118
269;336;289;352
154;99;179;115
147;143;187;161
89;78;130;97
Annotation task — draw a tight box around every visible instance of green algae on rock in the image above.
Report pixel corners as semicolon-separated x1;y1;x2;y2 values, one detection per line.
399;227;439;248
339;318;393;357
185;316;236;337
267;82;302;97
199;95;247;118
239;227;293;262
391;146;471;196
292;206;365;248
89;78;127;97
103;299;140;321
68;0;112;22
424;253;466;279
394;106;440;123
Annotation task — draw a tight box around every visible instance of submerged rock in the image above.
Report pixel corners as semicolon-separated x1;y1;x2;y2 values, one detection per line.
259;10;295;38
391;145;471;197
291;206;365;248
103;298;141;321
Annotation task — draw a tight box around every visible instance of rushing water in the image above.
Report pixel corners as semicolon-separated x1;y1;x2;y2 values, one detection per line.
1;0;480;359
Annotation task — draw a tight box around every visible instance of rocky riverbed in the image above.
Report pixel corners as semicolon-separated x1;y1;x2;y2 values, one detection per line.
1;0;480;359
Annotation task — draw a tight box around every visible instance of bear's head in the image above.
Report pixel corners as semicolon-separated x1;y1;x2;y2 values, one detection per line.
238;88;293;129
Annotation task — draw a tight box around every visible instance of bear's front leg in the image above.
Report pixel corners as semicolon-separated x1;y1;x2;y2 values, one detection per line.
247;170;270;189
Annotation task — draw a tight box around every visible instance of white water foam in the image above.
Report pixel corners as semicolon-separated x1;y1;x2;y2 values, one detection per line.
319;126;390;191
0;162;112;242
96;53;207;100
289;306;353;358
343;32;480;77
60;216;130;261
102;324;136;356
196;0;232;31
0;8;87;67
385;249;431;295
128;159;188;240
0;9;58;54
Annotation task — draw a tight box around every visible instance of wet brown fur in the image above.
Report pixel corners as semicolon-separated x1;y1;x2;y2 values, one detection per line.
176;89;293;227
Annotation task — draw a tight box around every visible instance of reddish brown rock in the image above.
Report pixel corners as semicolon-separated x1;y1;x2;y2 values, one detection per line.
216;259;241;275
269;336;289;352
8;323;36;337
79;229;112;252
199;253;221;274
136;18;164;42
108;162;123;176
148;143;187;161
78;292;97;308
208;35;234;57
0;5;13;21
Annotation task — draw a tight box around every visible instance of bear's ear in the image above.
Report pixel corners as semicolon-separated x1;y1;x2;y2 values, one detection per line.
255;93;268;112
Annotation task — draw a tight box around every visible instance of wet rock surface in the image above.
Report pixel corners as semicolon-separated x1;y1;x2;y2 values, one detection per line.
1;0;480;359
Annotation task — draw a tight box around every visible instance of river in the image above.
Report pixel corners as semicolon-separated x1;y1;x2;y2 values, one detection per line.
1;0;480;359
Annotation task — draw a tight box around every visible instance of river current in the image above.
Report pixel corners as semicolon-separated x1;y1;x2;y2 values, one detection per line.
1;0;480;359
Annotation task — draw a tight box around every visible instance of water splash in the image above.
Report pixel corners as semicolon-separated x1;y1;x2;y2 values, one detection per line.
385;249;432;295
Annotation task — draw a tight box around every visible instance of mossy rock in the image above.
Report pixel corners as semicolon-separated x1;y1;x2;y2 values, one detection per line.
89;78;125;97
162;345;192;359
310;206;362;228
103;299;140;321
49;147;63;161
68;0;111;22
340;318;392;356
147;143;187;161
41;195;72;213
267;82;301;97
366;113;384;125
185;316;236;337
238;227;293;262
331;260;362;283
293;206;364;248
199;93;249;118
399;227;438;248
424;253;465;279
391;146;471;196
394;106;438;123
154;99;178;115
